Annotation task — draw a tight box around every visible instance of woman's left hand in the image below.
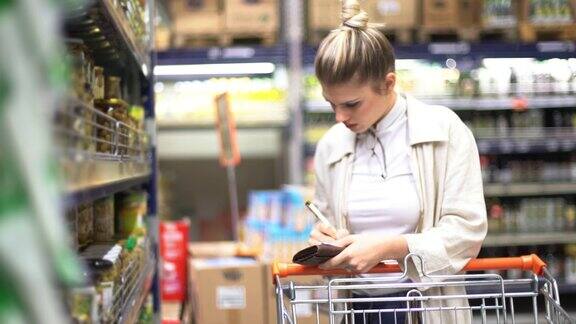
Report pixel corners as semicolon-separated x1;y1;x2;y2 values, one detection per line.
319;234;409;273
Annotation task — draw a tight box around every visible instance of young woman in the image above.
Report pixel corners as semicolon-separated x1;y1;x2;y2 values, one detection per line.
308;1;487;323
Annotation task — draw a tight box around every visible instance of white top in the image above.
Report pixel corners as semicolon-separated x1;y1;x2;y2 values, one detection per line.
347;95;421;295
348;95;420;236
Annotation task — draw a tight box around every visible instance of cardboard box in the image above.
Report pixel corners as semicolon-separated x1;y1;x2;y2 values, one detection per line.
366;0;419;29
308;0;341;30
189;257;266;324
189;241;258;258
189;241;240;258
168;0;221;13
423;0;481;29
458;0;481;28
155;26;171;51
480;0;519;28
169;0;224;35
265;264;331;324
224;0;279;34
423;0;460;28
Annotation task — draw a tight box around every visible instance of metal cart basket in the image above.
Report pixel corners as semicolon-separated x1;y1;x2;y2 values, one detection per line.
273;254;575;324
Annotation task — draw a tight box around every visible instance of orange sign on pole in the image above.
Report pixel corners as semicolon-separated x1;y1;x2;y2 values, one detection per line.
214;93;241;167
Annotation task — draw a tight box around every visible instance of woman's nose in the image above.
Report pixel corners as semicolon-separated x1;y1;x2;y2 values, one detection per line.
334;108;349;123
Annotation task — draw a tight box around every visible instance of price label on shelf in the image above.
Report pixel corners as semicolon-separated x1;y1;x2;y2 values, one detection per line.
511;98;528;111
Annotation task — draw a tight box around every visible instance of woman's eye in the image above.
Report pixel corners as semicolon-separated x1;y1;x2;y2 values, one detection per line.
345;101;360;108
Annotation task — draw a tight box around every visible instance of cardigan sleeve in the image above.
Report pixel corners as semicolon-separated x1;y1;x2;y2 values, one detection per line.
401;115;487;280
311;140;335;225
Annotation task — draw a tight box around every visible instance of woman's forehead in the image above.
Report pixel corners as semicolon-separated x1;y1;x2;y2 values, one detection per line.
322;81;371;100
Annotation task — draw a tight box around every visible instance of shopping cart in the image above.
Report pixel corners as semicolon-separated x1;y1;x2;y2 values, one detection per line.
272;254;575;324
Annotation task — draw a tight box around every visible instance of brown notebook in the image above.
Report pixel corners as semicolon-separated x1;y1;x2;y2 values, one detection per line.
292;243;344;266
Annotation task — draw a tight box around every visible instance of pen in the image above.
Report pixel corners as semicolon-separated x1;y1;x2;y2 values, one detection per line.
305;201;334;229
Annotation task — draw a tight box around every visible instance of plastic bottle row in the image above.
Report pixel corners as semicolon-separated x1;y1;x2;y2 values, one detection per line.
480;154;576;183
487;197;576;233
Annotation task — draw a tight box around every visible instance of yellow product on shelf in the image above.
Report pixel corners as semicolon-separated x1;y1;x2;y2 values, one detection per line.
117;191;148;238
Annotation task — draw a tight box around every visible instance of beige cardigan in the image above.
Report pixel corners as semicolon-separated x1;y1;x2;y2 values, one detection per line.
312;95;487;323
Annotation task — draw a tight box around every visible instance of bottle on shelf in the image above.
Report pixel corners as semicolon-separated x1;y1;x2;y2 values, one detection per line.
94;76;129;155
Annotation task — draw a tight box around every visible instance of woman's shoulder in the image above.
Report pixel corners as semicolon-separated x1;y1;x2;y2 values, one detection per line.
315;123;356;161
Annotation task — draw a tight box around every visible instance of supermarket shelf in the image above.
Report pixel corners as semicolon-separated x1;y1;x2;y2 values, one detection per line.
117;253;155;324
66;0;150;75
65;169;150;207
304;42;576;64
156;42;576;66
156;44;288;66
158;121;288;130
484;182;576;197
476;137;576;154
305;96;576;113
422;96;576;111
304;137;576;157
483;232;576;247
99;0;150;76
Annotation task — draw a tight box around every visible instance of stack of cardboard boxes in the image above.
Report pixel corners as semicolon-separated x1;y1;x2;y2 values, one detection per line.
187;242;331;324
307;0;418;43
167;0;278;47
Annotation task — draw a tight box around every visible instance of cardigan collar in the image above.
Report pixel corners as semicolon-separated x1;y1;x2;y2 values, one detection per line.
325;94;449;165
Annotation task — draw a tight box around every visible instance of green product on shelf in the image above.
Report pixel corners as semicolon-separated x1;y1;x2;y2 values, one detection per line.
566;205;576;231
117;192;147;237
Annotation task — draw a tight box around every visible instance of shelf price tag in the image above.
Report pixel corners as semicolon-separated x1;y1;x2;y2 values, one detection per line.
511;98;528;111
214;93;241;167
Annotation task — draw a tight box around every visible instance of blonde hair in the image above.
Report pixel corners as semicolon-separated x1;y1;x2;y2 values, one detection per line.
315;0;395;87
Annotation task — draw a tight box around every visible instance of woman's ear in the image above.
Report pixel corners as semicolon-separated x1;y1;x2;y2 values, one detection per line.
384;72;396;95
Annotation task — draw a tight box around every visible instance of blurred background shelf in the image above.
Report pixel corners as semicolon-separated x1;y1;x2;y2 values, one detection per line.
476;137;576;154
559;283;576;294
302;42;576;65
484;232;576;247
306;96;576;113
65;172;150;207
484;182;576;197
156;45;288;66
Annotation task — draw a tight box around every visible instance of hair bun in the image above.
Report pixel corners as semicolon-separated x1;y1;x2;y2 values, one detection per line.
341;0;369;30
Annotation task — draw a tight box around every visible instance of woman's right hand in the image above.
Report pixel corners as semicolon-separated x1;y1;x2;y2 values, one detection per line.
308;223;349;245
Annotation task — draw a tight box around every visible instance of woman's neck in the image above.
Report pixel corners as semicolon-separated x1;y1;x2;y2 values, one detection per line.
372;91;398;128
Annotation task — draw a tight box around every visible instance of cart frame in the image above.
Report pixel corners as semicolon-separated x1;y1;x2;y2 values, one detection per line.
273;254;574;324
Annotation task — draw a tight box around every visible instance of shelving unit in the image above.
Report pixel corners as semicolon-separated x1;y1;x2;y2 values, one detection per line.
61;0;159;322
99;0;151;76
484;182;576;198
306;96;576;113
484;232;576;247
115;246;156;324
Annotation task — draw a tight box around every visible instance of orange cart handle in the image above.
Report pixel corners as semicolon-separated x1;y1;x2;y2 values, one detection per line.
273;254;546;278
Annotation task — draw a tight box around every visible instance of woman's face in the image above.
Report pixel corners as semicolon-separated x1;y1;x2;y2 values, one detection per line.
321;76;396;134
